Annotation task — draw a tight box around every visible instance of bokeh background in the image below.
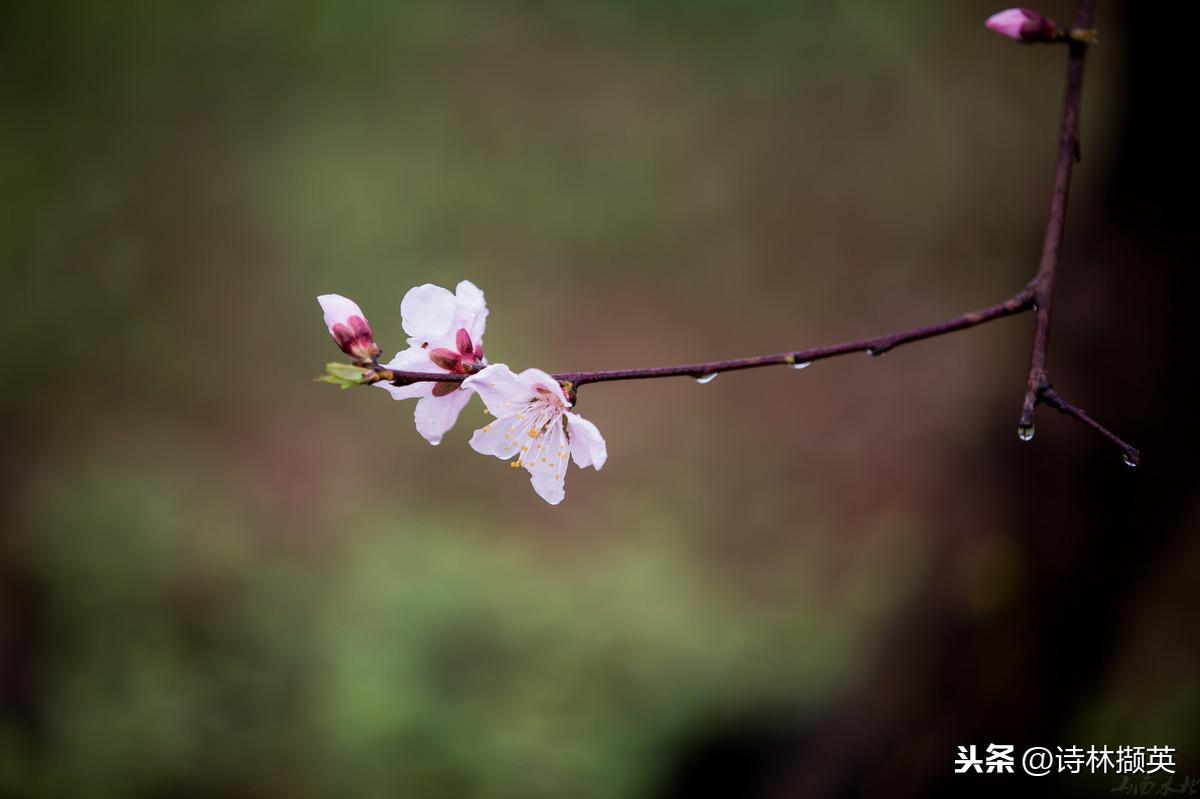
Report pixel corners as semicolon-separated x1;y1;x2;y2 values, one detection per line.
2;1;1196;797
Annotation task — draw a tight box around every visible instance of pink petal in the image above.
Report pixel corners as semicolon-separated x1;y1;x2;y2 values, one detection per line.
985;8;1035;40
428;348;463;371
318;294;378;358
317;293;365;332
456;328;473;356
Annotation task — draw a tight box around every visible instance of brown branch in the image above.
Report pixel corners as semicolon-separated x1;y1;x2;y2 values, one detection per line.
1040;386;1140;466
1016;0;1135;463
555;288;1035;388
365;286;1035;389
350;0;1140;465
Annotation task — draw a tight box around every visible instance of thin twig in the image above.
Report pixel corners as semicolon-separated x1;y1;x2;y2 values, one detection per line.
1040;386;1140;466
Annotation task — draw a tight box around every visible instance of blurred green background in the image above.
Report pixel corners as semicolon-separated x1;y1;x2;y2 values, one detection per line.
2;1;1196;797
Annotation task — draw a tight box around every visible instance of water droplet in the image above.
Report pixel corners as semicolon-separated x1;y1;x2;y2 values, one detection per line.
790;361;812;370
1122;452;1139;468
1017;424;1035;442
867;347;885;358
693;373;718;384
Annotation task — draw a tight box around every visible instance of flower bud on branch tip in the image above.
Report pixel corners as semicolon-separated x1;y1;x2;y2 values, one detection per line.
318;294;380;363
985;8;1061;43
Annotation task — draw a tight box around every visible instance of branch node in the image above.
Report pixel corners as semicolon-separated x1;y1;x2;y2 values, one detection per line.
1067;27;1099;45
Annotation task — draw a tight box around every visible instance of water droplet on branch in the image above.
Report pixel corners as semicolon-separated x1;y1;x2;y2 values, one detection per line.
790;361;812;370
1121;452;1139;468
693;373;718;384
1017;424;1035;442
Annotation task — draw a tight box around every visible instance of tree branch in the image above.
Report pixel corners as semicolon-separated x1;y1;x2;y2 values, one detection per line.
1017;0;1124;452
365;286;1036;389
351;0;1140;465
556;287;1036;388
1040;386;1140;466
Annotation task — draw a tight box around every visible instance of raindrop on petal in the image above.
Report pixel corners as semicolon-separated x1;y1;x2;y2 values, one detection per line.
1017;424;1035;442
694;373;718;384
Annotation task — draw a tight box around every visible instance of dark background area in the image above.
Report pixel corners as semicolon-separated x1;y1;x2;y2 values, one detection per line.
2;1;1195;797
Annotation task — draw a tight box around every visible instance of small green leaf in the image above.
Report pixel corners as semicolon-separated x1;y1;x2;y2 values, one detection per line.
315;362;370;388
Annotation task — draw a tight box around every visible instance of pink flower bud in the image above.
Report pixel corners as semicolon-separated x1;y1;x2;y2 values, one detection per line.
985;8;1059;43
318;294;381;362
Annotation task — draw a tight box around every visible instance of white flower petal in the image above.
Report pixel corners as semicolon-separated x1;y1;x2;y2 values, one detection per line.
413;387;474;446
516;368;570;406
317;293;365;332
373;348;438;400
468;412;528;460
376;343;465;410
463;364;531;417
454;280;488;344
565;411;607;470
374;381;431;402
383;347;440;372
523;419;567;505
401;284;457;341
465;362;575;504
